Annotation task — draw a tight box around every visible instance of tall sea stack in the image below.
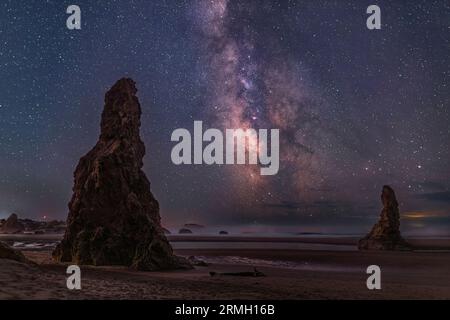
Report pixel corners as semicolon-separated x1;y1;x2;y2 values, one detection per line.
358;185;410;250
53;78;189;270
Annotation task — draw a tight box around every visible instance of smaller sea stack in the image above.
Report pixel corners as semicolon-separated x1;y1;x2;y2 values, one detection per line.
358;185;411;250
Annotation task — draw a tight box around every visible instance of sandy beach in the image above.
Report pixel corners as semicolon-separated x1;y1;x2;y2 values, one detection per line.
1;235;449;300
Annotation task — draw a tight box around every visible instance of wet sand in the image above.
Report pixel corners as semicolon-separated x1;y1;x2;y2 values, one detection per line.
1;237;450;300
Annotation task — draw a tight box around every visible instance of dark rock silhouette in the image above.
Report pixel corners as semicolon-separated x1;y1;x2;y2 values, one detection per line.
358;185;411;250
53;78;190;270
210;268;266;277
1;213;24;234
219;230;228;235
179;228;193;234
0;241;31;263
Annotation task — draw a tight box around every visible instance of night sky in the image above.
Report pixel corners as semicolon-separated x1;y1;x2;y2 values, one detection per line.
0;1;449;235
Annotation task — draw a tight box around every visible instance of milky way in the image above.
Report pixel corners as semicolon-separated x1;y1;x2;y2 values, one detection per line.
193;1;331;207
0;0;449;234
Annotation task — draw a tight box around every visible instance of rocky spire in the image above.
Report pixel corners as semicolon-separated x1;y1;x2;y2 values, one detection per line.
358;185;410;250
53;78;190;270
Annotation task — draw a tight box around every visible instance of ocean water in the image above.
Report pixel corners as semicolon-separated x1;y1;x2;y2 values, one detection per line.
172;241;356;251
4;232;448;251
8;239;355;251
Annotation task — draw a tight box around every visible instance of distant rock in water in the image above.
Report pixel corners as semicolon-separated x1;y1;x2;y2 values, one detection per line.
42;220;66;234
53;78;190;270
1;213;24;234
22;218;66;234
358;185;411;250
219;230;228;235
0;214;66;234
179;228;193;234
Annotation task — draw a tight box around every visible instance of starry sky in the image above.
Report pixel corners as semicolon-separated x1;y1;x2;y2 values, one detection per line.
0;0;449;235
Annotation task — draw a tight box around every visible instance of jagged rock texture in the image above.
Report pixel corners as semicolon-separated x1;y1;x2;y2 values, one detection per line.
53;78;190;270
358;185;410;250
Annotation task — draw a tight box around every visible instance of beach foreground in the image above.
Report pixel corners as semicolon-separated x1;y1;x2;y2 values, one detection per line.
1;236;449;300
